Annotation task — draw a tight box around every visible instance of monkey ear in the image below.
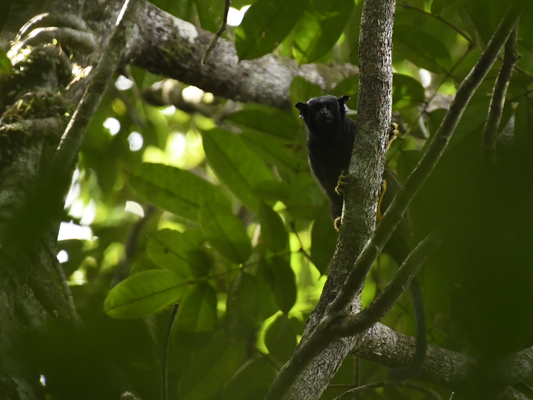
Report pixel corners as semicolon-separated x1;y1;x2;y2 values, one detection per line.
295;102;308;118
338;95;350;112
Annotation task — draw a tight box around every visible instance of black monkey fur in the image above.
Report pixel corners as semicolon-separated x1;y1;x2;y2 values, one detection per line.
296;95;427;379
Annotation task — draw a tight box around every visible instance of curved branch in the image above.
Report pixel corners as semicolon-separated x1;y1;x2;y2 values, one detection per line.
331;380;444;400
127;2;358;109
337;231;441;337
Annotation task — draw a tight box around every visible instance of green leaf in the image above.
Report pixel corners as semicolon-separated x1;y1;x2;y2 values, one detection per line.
179;330;246;400
104;270;190;319
226;272;259;339
331;75;359;109
199;199;252;263
226;106;300;140
264;314;297;362
202;128;276;211
286;173;325;219
289;76;325;116
223;357;276;400
292;0;354;64
265;255;296;313
236;0;310;60
393;73;426;110
310;202;337;274
241;131;305;178
393;24;451;73
258;203;289;252
195;0;224;33
127;163;224;221
251;180;292;202
431;0;460;14
177;283;217;332
515;97;533;145
0;50;12;75
147;229;209;279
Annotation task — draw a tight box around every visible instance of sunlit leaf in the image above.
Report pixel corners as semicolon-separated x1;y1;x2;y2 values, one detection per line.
202;128;276;211
0;51;12;75
147;229;210;278
227;106;300;140
394;24;451;73
264;314;297;362
104;270;190;319
258;203;289;252
236;0;310;60
199;199;252;263
310;202;337;274
226;272;259;339
176;283;217;332
179;330;246;400
265;255;296;313
223;357;276;400
127;163;225;221
393;73;426;110
292;0;354;64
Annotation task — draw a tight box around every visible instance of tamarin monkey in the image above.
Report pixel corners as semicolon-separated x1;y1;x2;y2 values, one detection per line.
296;95;426;379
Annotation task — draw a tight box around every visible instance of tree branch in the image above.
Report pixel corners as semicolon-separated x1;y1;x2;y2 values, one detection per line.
127;2;358;109
337;231;441;337
331;380;444;400
481;25;519;164
327;2;523;318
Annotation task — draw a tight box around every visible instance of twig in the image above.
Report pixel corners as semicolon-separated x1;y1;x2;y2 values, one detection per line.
331;380;444;400
49;0;143;184
111;205;156;288
202;0;231;64
481;25;520;164
399;2;473;45
337;230;441;337
162;303;180;400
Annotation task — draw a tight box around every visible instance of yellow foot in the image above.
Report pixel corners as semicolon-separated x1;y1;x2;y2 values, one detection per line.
388;122;399;150
334;217;342;232
335;170;350;195
377;179;387;223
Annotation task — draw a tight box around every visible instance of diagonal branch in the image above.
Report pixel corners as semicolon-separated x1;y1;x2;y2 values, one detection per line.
481;25;520;164
337;230;441;337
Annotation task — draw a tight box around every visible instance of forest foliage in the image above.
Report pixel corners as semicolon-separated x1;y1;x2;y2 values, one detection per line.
4;0;533;398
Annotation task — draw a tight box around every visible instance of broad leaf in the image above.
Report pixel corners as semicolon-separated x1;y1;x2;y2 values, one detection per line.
236;0;310;60
292;0;354;64
226;272;259;339
223;357;276;400
202;128;276;211
147;229;209;278
310;202;337;274
178;330;246;400
227;106;300;140
127;163;224;221
176;283;217;332
393;73;426;110
258;203;289;253
104;270;190;319
394;24;451;73
264;314;297;362
199;199;252;263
